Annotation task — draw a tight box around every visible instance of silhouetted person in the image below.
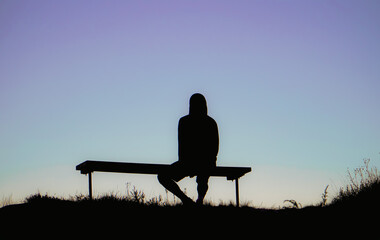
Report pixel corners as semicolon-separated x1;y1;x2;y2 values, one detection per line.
158;93;219;205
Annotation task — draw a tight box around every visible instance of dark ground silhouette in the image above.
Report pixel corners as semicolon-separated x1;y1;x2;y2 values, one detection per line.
1;191;378;235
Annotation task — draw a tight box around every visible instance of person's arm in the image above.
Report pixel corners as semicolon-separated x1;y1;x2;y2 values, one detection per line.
178;118;184;161
212;120;219;157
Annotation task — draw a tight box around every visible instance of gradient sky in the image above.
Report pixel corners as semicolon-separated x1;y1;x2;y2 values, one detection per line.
1;0;380;207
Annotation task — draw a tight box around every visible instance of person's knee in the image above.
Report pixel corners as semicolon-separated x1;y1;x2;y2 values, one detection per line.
157;174;164;184
196;176;209;185
157;173;169;185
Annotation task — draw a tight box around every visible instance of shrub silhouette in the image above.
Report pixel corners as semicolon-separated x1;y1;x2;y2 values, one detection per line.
330;159;380;210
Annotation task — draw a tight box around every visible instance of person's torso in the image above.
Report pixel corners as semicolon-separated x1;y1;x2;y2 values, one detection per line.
179;115;218;165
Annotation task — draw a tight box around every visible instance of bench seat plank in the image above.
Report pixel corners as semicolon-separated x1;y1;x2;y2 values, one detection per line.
76;160;251;180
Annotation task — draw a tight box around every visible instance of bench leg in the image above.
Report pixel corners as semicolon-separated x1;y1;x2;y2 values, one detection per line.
88;172;93;200
235;178;239;207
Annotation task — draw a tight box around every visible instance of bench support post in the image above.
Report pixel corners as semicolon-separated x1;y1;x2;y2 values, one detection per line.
88;172;93;200
235;178;239;207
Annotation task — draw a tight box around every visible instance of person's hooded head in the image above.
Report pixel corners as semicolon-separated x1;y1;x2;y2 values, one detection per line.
189;93;207;116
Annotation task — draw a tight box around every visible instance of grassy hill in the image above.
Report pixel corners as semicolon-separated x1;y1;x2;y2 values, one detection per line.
1;160;379;234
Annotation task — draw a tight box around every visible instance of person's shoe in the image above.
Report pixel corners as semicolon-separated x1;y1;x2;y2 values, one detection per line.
181;196;195;206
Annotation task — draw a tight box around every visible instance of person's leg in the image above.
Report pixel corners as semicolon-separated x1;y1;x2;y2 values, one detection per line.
196;175;210;205
157;174;193;204
157;162;194;205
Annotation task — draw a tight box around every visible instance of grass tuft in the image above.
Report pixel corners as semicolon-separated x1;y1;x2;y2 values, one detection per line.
283;199;302;209
330;158;380;209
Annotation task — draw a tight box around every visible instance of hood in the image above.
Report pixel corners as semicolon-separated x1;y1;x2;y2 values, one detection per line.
189;93;207;116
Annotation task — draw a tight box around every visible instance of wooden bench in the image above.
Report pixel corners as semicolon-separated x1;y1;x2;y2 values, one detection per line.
76;160;251;206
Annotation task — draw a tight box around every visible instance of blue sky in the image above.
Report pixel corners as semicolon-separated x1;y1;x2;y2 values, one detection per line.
1;0;379;206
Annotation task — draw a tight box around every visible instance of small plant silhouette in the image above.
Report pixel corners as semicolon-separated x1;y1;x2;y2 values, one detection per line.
320;185;329;207
283;199;302;209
